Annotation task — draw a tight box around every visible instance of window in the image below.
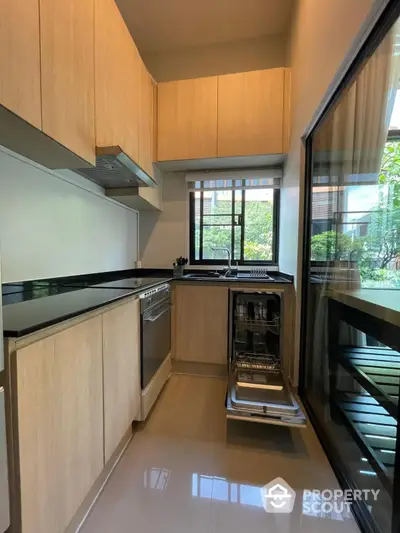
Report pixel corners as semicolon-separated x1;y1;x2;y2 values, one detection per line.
309;141;400;285
188;177;280;265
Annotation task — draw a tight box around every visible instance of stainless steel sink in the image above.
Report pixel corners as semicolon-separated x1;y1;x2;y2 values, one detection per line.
183;272;275;281
183;273;225;280
236;272;274;281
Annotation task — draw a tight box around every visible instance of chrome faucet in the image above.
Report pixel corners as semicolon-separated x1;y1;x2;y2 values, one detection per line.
212;247;231;277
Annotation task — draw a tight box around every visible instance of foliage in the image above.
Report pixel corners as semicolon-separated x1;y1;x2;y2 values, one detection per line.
310;231;364;261
379;142;400;209
197;197;274;262
310;142;400;286
362;207;400;268
243;241;271;261
358;267;400;288
372;142;400;268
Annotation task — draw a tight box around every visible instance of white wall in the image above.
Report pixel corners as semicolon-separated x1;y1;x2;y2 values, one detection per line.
144;34;288;82
0;147;139;282
280;0;376;278
139;172;187;267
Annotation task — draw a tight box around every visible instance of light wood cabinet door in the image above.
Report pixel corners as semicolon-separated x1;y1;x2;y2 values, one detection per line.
137;65;160;208
40;0;95;165
138;62;155;177
102;299;141;463
157;77;218;161
217;68;285;157
15;317;103;533
283;68;292;153
95;0;139;162
174;285;228;365
0;0;41;129
95;0;121;152
123;30;141;162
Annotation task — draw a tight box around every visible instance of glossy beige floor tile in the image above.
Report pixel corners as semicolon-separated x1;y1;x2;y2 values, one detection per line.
79;375;360;533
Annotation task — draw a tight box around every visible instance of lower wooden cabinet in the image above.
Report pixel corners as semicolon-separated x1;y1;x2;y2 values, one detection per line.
15;317;103;533
173;284;228;365
102;299;141;463
9;297;142;533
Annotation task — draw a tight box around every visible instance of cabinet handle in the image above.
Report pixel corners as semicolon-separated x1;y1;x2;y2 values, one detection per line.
144;305;171;323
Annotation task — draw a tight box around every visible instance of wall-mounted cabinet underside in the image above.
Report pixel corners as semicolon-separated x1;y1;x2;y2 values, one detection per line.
154;153;285;172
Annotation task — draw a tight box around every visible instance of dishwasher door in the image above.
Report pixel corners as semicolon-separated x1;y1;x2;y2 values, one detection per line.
0;387;10;533
226;378;307;427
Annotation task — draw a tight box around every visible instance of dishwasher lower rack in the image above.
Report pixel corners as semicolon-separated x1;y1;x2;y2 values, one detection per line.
226;364;306;427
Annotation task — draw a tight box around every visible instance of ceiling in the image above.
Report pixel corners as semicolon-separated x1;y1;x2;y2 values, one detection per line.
116;0;294;54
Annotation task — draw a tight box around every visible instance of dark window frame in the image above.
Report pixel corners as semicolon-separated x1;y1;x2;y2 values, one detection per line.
388;129;400;140
189;187;280;266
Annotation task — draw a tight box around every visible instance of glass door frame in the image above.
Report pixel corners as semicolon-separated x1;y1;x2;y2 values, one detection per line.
298;2;400;533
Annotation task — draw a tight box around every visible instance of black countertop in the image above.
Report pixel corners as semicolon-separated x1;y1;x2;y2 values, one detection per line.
176;273;291;284
2;278;170;338
2;284;85;306
1;269;292;338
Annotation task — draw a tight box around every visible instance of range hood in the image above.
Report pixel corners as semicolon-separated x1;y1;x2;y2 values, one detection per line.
76;146;156;188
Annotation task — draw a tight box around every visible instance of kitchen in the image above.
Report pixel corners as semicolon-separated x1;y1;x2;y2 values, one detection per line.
0;1;399;533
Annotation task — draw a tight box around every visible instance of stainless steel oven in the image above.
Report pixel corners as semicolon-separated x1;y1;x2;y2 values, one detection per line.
140;283;171;390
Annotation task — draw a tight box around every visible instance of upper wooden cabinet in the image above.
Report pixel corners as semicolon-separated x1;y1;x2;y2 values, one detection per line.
138;60;155;177
95;0;139;163
217;68;285;157
123;29;141;163
157;77;218;161
40;0;96;165
0;0;154;173
0;0;41;129
0;0;97;169
157;68;291;162
283;68;292;153
94;0;120;152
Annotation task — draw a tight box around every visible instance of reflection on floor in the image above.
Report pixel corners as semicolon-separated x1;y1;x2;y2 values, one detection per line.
79;374;360;533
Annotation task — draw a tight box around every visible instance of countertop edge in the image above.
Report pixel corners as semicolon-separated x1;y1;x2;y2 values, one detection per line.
328;289;400;328
3;279;170;338
3;291;135;338
171;278;292;285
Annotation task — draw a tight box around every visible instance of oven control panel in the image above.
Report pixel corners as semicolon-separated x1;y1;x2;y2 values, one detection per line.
140;283;170;313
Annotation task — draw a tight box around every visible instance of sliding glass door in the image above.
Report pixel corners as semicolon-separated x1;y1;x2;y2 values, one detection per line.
301;7;400;533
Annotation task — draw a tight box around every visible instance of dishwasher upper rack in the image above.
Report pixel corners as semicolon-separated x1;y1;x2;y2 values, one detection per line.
235;313;280;334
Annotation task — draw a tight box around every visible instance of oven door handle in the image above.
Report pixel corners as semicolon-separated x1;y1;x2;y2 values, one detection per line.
143;304;171;323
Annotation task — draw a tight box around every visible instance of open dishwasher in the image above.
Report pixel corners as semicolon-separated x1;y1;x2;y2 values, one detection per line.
226;289;306;427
